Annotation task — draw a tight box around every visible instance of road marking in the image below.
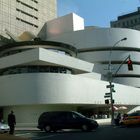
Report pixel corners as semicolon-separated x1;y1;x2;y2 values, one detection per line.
32;134;61;140
15;133;31;136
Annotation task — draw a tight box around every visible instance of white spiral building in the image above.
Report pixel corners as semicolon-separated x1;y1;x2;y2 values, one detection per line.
0;13;140;127
45;13;140;88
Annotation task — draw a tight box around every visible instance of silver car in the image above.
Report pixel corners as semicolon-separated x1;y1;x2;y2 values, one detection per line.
0;122;9;133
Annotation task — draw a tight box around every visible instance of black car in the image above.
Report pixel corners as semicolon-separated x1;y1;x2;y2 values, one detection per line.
37;111;98;132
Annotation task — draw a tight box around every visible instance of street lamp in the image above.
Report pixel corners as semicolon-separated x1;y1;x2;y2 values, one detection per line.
108;37;127;72
107;37;127;125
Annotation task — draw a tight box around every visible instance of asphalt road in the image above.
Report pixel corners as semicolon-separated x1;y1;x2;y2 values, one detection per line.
15;125;140;140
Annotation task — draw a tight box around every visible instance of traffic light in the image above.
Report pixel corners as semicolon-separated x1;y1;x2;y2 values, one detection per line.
105;99;109;104
112;99;115;104
127;59;133;71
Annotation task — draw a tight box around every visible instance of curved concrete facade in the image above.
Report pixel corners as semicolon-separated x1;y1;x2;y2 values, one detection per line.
1;73;140;126
0;41;94;126
47;27;140;87
1;73;140;106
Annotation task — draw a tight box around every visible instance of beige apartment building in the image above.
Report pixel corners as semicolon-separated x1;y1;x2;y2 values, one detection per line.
0;0;57;37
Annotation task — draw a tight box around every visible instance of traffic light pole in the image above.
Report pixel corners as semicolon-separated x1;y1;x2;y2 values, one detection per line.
109;81;114;125
107;59;115;125
106;37;127;125
106;54;132;125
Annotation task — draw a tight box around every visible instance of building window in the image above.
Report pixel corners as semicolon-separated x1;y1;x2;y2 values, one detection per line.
16;0;38;11
0;66;72;75
126;21;130;27
31;0;38;4
113;24;116;27
122;22;126;27
118;23;120;27
16;8;38;19
16;17;38;28
131;20;134;25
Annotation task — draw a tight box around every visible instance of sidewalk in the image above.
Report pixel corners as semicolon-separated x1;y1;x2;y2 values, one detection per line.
0;134;29;140
95;118;111;125
15;127;38;131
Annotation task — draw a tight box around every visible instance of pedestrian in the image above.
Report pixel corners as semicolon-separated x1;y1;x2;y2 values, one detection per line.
8;110;16;135
115;113;121;126
90;114;95;119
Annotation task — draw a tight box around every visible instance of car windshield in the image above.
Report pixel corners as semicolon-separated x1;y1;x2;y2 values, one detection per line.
128;112;140;116
73;112;86;118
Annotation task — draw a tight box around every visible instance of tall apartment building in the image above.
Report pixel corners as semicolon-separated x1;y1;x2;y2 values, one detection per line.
0;0;57;37
110;7;140;30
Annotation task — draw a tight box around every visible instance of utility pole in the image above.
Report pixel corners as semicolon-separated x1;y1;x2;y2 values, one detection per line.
105;37;127;125
105;54;133;125
105;78;115;125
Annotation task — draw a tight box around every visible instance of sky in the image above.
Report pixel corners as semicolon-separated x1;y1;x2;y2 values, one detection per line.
57;0;140;27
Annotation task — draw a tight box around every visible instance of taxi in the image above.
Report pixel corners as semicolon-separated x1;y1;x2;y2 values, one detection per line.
120;111;140;126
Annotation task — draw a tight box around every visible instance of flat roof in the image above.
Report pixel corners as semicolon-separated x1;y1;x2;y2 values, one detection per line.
118;9;140;20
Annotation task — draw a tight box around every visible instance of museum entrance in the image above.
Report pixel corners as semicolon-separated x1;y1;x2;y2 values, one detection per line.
77;106;110;119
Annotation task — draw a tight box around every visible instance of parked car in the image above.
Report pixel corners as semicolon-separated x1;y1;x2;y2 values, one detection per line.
0;122;9;133
37;111;98;132
120;111;140;126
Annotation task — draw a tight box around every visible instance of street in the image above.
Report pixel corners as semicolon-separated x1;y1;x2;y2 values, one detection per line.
15;125;140;140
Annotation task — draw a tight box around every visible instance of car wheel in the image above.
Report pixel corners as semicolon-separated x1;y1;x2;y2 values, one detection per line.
44;125;52;132
81;124;89;131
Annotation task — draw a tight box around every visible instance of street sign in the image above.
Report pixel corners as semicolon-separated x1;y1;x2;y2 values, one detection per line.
106;84;114;88
105;92;111;95
104;95;110;98
112;88;116;92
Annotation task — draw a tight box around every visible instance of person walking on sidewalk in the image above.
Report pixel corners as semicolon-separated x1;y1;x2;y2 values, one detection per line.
115;113;121;126
8;110;16;135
